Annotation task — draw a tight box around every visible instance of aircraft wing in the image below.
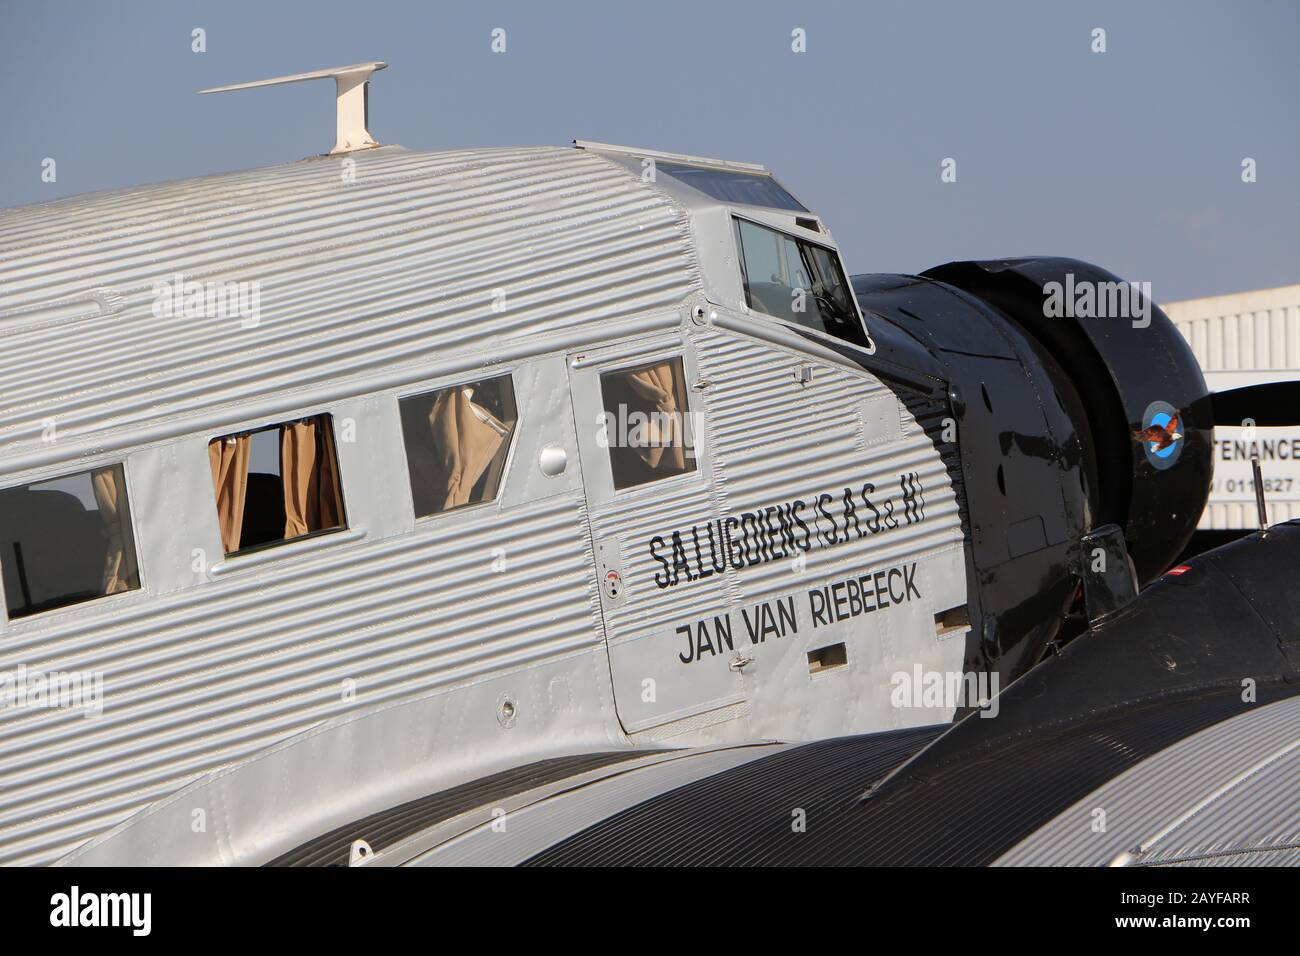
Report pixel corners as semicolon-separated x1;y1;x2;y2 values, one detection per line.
59;523;1297;868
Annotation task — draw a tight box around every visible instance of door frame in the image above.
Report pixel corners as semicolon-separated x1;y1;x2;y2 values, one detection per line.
565;332;748;735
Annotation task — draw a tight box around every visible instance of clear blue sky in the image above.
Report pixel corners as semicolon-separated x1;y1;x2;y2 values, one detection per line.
1;0;1295;301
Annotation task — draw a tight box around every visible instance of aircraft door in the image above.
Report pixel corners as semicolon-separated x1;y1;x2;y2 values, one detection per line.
567;337;749;738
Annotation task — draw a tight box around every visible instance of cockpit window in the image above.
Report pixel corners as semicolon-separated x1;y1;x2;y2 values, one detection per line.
656;161;807;211
733;217;869;348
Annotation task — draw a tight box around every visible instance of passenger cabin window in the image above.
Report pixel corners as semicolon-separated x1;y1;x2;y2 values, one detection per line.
656;161;807;211
733;217;870;349
399;374;518;518
0;465;140;619
208;414;346;556
599;357;697;490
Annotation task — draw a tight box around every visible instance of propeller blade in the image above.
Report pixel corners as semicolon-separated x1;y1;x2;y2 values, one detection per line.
1211;381;1300;427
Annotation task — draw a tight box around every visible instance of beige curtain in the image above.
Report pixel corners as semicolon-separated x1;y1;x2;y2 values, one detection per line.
208;435;252;554
623;362;685;471
91;466;134;594
281;418;343;538
427;388;508;510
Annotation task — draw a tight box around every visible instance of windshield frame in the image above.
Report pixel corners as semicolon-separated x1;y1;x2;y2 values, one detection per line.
732;215;870;349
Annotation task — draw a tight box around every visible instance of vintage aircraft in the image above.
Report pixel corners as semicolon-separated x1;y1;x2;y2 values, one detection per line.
0;63;1295;866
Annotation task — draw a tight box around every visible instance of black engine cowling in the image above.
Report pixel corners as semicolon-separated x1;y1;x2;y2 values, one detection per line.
851;258;1212;683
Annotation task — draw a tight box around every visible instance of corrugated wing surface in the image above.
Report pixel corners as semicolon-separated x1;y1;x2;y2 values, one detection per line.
995;694;1300;867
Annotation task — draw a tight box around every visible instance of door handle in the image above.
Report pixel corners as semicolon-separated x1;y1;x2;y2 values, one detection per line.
729;655;754;672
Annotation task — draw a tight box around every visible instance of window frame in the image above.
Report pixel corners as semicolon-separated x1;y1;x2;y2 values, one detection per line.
596;354;700;495
654;161;809;212
206;411;349;561
396;369;521;524
567;342;708;506
0;458;146;624
731;214;871;349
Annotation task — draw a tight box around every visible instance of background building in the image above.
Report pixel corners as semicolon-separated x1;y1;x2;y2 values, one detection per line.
1164;285;1300;535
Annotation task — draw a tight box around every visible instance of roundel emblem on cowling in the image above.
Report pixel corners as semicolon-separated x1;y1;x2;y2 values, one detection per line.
1134;400;1184;470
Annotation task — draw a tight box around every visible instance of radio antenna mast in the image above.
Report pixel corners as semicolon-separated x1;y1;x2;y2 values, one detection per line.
200;61;387;155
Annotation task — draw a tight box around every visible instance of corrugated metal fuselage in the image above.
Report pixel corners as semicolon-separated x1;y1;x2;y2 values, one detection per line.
0;145;965;865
